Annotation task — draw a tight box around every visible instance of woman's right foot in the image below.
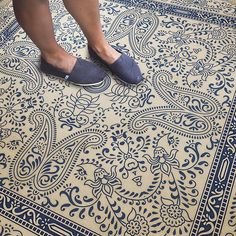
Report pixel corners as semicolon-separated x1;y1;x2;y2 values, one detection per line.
40;50;106;86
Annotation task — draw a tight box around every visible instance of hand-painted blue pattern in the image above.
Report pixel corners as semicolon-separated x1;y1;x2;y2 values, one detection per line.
0;0;236;235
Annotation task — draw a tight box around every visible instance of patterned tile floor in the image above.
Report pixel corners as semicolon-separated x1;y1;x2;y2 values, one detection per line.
0;0;236;235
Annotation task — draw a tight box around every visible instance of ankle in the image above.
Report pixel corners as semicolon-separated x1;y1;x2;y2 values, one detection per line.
41;50;76;74
90;44;121;65
89;42;110;54
41;52;61;65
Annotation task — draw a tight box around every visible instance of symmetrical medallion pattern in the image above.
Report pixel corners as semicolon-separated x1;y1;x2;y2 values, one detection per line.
0;0;236;235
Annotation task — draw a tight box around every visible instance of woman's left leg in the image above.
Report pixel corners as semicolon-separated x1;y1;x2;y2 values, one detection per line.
63;0;120;65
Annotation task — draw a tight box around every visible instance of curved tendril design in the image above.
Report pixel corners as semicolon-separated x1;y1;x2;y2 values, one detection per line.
106;9;157;58
129;70;220;138
10;109;107;195
0;55;43;95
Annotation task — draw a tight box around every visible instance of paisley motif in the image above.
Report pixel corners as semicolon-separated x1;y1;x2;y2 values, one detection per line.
153;70;220;116
106;9;158;57
10;109;107;195
0;55;43;95
5;41;40;62
128;70;220;138
128;107;212;138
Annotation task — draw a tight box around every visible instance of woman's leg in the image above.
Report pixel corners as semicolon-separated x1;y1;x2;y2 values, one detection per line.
63;0;120;64
12;0;76;73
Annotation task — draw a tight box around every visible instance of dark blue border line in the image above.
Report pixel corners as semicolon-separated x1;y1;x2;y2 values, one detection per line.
0;20;20;47
191;92;236;236
108;0;236;29
0;187;101;236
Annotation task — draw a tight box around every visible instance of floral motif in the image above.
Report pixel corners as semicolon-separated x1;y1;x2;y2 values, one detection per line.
167;30;190;47
106;83;154;108
0;76;12;96
9;179;26;192
74;165;87;181
112;103;132;117
108;129;148;178
208;27;228;40
27;186;44;201
85;166;121;197
221;44;236;57
160;198;191;227
0;88;27;126
188;59;215;81
0;128;11;144
0;222;23;236
53;148;70;163
145;134;179;176
58;90;100;130
125;208;149;236
0;127;23;149
147;147;179;175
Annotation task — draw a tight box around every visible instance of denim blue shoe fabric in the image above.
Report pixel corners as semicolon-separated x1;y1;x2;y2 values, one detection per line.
88;46;143;84
40;57;106;86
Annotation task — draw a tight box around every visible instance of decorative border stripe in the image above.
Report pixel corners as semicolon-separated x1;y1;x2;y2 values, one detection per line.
108;0;236;28
191;93;236;235
0;20;20;47
0;208;51;236
0;187;101;236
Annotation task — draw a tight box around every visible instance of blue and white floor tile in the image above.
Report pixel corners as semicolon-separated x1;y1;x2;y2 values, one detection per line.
0;0;236;235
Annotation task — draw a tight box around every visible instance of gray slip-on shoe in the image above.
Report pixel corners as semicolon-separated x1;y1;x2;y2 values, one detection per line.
40;57;106;86
88;46;143;85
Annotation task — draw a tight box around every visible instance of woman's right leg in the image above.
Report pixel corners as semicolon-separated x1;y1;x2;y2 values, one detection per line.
12;0;76;73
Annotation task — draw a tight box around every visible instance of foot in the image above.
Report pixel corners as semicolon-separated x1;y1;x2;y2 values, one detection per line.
41;50;77;74
40;48;106;87
88;45;143;85
89;43;121;65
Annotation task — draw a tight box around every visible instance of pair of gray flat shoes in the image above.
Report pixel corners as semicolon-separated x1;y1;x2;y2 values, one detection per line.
40;46;143;86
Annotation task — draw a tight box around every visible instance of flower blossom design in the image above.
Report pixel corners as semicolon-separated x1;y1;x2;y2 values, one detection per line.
74;165;87;181
125;208;149;236
189;59;215;80
167;30;190;47
85;166;121;197
160;198;191;227
221;44;236;57
0;88;31;126
146;146;179;176
110;129;148;179
144;134;180;176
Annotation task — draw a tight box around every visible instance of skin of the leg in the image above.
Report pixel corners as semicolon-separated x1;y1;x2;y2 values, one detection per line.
63;0;120;64
12;0;76;73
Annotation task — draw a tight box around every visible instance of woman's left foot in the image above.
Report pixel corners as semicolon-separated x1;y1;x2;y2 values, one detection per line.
88;44;143;85
90;44;121;65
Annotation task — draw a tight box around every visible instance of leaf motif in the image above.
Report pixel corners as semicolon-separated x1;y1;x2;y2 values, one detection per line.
182;209;192;222
161;163;171;176
103;184;113;197
161;197;174;206
92;186;102;198
127;208;136;221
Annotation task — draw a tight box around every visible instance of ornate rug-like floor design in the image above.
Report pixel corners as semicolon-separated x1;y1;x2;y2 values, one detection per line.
0;0;236;235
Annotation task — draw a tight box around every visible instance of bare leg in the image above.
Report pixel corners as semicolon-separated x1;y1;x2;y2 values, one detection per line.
63;0;120;64
13;0;76;73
